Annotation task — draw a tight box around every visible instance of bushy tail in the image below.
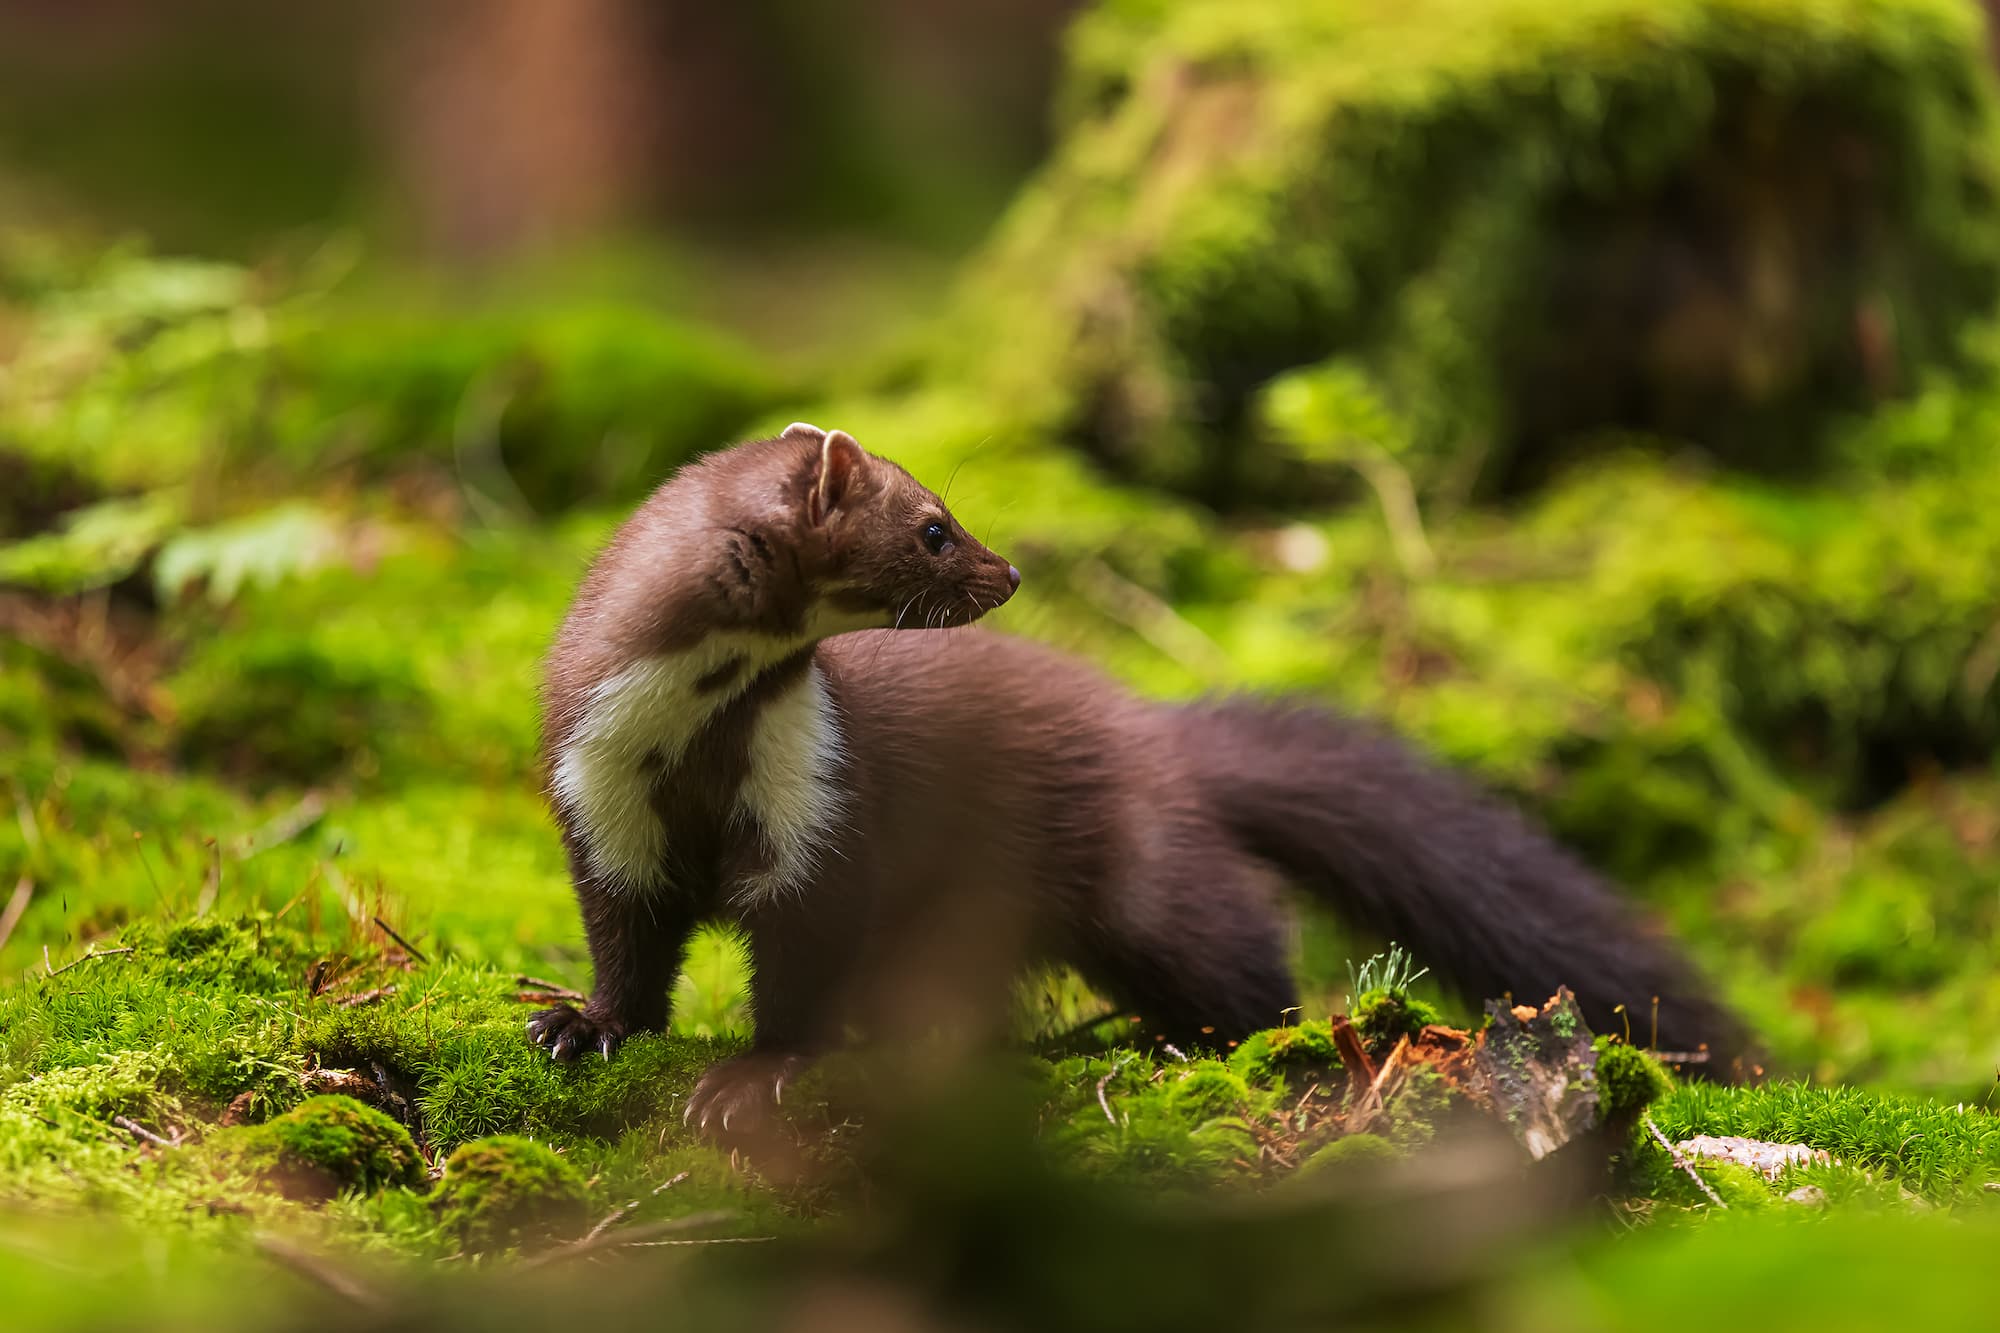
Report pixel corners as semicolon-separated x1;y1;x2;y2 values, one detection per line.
1178;699;1745;1069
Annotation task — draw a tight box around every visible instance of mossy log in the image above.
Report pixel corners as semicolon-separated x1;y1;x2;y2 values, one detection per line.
931;0;2000;505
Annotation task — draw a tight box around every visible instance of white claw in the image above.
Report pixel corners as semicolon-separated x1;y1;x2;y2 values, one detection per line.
721;1109;733;1132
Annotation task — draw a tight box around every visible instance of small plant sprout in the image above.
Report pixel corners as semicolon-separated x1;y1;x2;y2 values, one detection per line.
1345;943;1431;1009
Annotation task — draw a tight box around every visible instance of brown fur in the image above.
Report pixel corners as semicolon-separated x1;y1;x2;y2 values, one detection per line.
528;429;1744;1135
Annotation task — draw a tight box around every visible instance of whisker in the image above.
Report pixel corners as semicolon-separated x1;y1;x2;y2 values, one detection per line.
981;498;1017;547
941;455;970;506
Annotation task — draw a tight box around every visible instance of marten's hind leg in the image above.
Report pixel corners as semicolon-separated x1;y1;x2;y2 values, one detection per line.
1073;840;1300;1052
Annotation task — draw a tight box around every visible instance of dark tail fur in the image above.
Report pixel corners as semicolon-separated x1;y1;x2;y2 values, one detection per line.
1179;699;1745;1069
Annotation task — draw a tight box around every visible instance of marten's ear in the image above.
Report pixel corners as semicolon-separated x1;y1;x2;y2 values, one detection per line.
782;422;825;441
808;429;867;525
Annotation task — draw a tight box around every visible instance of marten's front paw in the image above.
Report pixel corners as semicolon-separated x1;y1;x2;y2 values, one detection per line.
683;1053;810;1138
526;1003;625;1061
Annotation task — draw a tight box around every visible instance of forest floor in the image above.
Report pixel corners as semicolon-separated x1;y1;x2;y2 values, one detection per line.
6;229;2000;1327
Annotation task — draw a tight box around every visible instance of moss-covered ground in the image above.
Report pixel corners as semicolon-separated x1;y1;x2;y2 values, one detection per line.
8;0;2000;1325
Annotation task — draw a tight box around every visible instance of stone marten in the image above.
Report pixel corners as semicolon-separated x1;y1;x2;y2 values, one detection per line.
528;424;1742;1133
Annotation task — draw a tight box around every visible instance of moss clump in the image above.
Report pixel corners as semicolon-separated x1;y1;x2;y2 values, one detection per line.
933;0;2000;506
1351;989;1445;1054
0;633;142;757
1386;1065;1464;1150
1295;1133;1403;1184
1647;1079;2000;1201
1228;1020;1342;1091
159;916;316;994
171;636;429;785
1166;1068;1254;1123
270;302;784;511
229;1095;424;1198
1593;1040;1674;1121
1040;1052;1271;1185
1702;1161;1778;1211
431;1135;590;1252
0;243;783;514
301;988;734;1153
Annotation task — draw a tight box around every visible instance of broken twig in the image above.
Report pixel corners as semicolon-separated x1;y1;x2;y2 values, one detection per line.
1291;1082;1324;1131
1645;1114;1727;1209
1072;558;1230;682
252;1233;384;1310
526;1210;738;1267
45;945;136;978
1033;1005;1124;1053
1096;1055;1134;1127
1328;1015;1376;1091
514;1200;647;1268
1346;1035;1410;1135
112;1115;178;1149
371;916;429;965
1649;1050;1712;1066
516;974;586;1002
238;792;327;860
0;876;32;955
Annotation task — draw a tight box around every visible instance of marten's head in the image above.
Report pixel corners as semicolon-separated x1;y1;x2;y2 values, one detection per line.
783;422;1019;633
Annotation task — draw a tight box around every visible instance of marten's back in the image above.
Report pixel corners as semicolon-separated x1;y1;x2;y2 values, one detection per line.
816;628;1202;922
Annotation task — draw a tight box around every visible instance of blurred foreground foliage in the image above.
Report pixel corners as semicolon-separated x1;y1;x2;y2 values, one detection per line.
2;910;1997;1332
6;0;2000;1323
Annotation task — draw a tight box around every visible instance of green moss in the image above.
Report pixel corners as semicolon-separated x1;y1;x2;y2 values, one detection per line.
0;244;785;515
1351;988;1445;1053
159;917;318;994
1593;1040;1674;1121
297;978;736;1154
1295;1132;1402;1184
0;633;148;756
1384;1065;1460;1149
1701;1161;1779;1211
1040;1051;1267;1185
225;1094;424;1197
430;1135;591;1252
268;302;785;511
1228;1019;1342;1090
10;4;2000;1280
930;0;2000;504
171;635;430;786
1166;1068;1254;1123
1647;1079;2000;1201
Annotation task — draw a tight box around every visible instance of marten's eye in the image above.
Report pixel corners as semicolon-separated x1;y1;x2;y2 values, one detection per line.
922;520;953;555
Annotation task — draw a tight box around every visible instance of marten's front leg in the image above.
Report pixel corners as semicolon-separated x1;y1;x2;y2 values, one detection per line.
529;847;695;1061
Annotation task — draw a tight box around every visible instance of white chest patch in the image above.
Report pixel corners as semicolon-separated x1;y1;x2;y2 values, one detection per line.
551;635;849;899
731;664;849;907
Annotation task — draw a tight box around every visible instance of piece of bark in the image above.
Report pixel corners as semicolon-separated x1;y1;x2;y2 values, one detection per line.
1472;987;1598;1161
1673;1134;1831;1181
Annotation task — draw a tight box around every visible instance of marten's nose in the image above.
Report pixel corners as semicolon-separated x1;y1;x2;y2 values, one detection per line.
1007;565;1022;591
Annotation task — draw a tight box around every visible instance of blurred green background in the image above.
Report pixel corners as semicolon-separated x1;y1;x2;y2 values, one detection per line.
7;0;2000;1327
